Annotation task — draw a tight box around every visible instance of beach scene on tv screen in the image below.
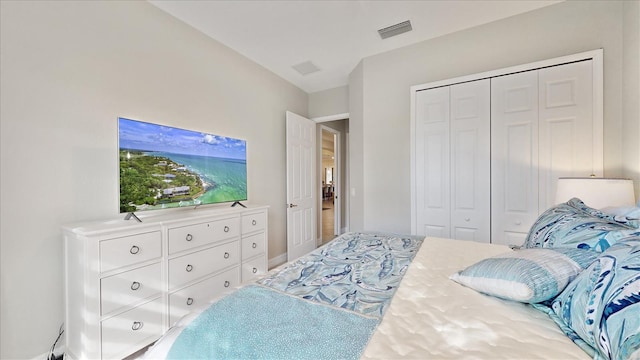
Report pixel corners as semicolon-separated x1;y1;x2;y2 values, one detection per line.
118;118;247;213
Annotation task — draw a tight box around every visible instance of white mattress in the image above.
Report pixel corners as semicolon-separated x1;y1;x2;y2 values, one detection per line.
145;236;589;359
362;237;589;359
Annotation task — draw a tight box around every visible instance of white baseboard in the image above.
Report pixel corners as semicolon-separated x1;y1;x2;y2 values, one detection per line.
268;253;287;269
32;347;64;360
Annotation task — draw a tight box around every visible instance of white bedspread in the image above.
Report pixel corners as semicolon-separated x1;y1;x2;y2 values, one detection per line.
145;236;589;359
362;237;589;359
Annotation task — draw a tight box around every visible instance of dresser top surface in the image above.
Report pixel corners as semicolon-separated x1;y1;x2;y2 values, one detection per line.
63;204;268;236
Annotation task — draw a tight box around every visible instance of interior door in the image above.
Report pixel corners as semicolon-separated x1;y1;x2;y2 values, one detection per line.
449;79;491;243
491;70;539;246
414;86;451;238
286;111;317;262
538;60;596;209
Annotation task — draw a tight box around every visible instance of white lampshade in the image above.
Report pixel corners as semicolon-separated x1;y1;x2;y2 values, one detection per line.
555;177;636;209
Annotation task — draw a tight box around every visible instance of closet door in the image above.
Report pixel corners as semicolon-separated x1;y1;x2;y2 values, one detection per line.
538;60;595;210
450;80;490;242
414;87;450;237
412;51;602;244
491;71;539;246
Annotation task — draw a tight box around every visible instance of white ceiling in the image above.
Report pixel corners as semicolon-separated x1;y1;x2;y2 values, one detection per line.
149;0;561;94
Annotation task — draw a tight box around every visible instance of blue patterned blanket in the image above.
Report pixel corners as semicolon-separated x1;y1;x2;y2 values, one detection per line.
167;232;424;359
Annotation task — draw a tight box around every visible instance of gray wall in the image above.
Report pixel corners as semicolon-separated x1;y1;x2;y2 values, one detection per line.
348;62;365;231
348;0;639;234
308;86;349;119
622;0;640;195
0;1;307;358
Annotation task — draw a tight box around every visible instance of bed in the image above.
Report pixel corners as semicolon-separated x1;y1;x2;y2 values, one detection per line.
143;198;640;360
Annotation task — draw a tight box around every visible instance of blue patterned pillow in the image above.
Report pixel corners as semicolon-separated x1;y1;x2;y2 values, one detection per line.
524;198;639;252
601;205;640;229
551;239;640;360
450;248;598;303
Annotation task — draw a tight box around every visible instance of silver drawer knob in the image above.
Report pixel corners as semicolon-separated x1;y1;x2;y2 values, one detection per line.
132;321;143;331
252;267;258;274
224;252;230;259
186;264;193;272
186;297;194;306
464;218;470;222
252;220;257;226
130;281;141;291
252;242;257;249
186;233;193;241
224;226;229;232
130;245;140;255
224;280;230;288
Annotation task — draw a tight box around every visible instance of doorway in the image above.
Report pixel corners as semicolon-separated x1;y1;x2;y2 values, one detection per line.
318;120;346;245
321;127;337;244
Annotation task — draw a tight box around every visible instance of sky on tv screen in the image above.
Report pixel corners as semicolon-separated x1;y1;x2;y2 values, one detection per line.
118;118;246;160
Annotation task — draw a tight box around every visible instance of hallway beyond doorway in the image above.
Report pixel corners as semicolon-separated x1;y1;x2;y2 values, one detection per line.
321;198;334;244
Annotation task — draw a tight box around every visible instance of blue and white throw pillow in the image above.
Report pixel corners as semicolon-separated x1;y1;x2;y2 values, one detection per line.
524;198;639;252
450;248;598;304
551;239;640;360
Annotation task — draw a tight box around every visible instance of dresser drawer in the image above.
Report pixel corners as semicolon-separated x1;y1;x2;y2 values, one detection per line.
168;267;240;326
101;262;162;316
168;241;239;290
168;217;240;254
100;298;163;359
241;232;266;260
100;231;161;273
241;211;266;234
241;255;267;282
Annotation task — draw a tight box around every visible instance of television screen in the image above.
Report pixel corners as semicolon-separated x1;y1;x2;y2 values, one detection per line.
118;117;247;213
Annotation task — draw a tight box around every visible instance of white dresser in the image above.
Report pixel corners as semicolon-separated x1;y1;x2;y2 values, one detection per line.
63;205;268;360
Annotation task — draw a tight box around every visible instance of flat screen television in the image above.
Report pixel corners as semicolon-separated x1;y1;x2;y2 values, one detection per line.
118;117;247;214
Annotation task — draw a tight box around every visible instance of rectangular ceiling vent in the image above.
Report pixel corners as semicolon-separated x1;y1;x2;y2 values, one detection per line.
292;61;321;76
378;20;412;39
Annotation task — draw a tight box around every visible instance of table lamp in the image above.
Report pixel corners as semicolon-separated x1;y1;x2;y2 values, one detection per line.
555;177;636;209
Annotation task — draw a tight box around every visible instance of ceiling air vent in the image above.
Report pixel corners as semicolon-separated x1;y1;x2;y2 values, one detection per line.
292;61;321;76
378;20;412;39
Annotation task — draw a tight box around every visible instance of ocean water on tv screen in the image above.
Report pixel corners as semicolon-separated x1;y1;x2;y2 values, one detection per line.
156;152;247;204
119;150;247;212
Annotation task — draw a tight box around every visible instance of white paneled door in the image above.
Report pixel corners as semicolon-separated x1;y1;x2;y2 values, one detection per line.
449;80;491;242
286;111;317;262
413;79;490;243
412;50;603;246
491;70;540;246
538;60;596;209
414;86;451;238
491;60;596;246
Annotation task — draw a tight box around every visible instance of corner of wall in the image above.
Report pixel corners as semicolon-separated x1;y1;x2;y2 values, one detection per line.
622;0;640;201
347;62;364;231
